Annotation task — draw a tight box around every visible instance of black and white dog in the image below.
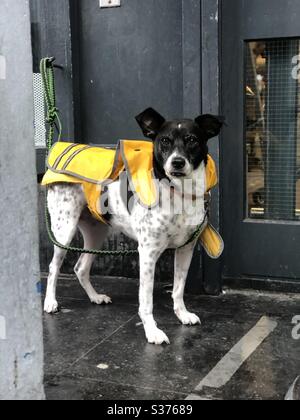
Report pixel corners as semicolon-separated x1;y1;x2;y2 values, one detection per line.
44;108;223;345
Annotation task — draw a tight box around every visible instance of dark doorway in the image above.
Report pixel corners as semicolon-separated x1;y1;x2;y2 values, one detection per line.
221;0;300;291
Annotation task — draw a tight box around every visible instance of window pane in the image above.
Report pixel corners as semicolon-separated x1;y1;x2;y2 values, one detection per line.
246;39;300;221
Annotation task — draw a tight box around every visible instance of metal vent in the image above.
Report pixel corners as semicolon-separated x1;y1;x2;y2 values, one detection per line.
33;73;46;148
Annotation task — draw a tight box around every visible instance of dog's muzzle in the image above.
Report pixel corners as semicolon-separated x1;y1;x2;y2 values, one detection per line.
170;157;187;177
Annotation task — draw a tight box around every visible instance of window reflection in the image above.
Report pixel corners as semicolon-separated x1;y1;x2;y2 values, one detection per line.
246;40;300;220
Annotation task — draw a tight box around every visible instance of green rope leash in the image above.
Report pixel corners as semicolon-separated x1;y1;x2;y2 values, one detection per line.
40;57;206;255
40;58;62;148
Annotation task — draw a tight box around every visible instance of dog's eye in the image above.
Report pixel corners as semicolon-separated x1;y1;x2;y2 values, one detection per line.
161;137;171;146
186;136;199;145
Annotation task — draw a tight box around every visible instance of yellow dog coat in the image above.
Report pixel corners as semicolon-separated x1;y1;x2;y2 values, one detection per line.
42;140;224;258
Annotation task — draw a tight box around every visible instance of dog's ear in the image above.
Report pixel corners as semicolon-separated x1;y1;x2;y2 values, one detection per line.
195;115;225;140
135;108;166;139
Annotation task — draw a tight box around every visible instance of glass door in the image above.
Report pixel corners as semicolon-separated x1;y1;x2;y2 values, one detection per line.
221;0;300;291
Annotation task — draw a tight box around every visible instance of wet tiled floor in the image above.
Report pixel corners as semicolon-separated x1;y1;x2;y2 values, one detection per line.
42;276;300;400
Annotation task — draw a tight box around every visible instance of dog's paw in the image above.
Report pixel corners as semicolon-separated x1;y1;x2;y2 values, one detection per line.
90;294;112;305
44;298;59;314
176;311;201;326
146;327;170;345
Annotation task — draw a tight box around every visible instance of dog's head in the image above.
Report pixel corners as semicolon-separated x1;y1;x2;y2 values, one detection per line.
136;108;224;180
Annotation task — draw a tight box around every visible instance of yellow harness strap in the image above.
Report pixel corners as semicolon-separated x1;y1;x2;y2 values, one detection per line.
41;140;224;258
120;140;159;208
206;155;218;191
200;224;224;259
201;155;224;259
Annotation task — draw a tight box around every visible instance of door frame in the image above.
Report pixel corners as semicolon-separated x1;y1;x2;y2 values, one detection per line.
200;0;223;294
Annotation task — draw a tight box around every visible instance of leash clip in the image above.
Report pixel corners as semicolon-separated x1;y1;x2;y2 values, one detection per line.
46;57;64;70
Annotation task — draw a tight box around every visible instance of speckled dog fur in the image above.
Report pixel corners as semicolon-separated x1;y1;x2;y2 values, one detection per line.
44;108;224;345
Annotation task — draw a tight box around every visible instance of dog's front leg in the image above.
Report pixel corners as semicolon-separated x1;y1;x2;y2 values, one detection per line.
139;248;170;345
173;242;201;326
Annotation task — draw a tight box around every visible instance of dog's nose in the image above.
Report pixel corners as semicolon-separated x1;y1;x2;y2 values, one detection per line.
172;157;186;170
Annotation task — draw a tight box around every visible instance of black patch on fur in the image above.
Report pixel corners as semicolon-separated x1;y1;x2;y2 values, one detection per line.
101;185;112;224
136;108;224;179
154;120;209;176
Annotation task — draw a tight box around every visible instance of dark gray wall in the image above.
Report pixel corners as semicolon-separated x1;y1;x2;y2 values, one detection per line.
201;0;221;294
0;0;44;400
75;0;202;144
183;0;202;117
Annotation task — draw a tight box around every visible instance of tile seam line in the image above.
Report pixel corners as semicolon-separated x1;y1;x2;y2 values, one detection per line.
56;314;139;376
